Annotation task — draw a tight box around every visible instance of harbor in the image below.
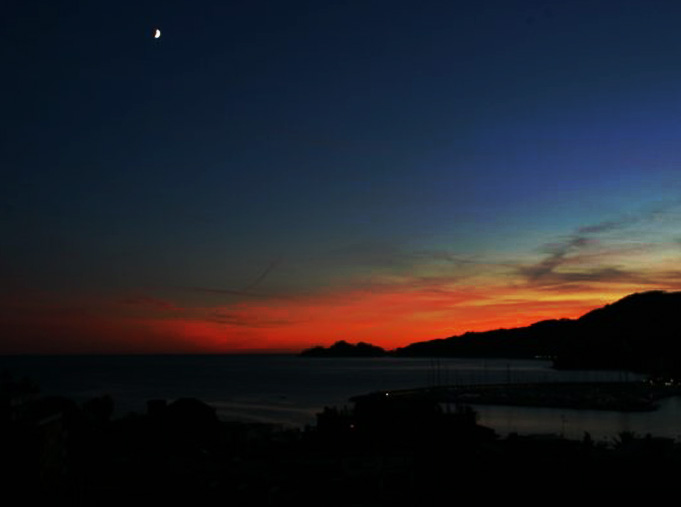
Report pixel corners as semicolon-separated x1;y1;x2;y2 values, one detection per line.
361;380;681;412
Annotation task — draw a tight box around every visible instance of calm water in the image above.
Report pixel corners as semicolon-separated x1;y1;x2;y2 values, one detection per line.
2;354;678;441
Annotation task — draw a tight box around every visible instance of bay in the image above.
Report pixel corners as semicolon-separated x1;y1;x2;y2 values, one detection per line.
2;354;677;441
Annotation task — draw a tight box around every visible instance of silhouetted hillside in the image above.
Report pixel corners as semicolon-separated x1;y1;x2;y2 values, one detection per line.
395;291;681;375
395;318;575;359
557;291;681;373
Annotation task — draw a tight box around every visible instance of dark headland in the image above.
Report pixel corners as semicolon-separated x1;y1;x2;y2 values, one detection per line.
302;290;681;377
300;340;388;357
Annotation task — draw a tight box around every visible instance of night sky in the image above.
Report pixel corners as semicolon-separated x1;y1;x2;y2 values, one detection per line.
3;0;681;353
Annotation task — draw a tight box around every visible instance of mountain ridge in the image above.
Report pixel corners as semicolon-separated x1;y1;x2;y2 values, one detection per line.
303;291;681;375
396;290;681;374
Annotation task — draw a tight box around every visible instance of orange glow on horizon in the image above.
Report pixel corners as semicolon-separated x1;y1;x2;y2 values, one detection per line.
0;281;674;354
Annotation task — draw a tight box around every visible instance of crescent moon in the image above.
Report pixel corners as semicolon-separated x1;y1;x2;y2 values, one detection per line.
154;29;161;39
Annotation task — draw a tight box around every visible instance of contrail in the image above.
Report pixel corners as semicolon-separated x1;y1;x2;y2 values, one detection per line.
179;257;284;299
242;258;282;292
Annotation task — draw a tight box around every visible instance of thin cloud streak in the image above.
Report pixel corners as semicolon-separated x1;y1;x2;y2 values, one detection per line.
242;257;282;292
208;309;301;328
517;202;681;289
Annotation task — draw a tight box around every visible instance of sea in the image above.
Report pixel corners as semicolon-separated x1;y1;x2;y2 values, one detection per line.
2;354;680;442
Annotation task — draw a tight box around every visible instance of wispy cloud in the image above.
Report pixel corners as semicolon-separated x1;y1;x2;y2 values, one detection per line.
208;309;301;328
321;240;481;271
575;219;629;235
519;236;594;282
517;203;681;290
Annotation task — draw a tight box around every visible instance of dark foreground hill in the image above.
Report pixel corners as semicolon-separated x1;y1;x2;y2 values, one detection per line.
395;291;681;375
4;378;681;504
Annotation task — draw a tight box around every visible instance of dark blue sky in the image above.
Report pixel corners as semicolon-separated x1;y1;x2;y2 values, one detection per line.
3;1;681;352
